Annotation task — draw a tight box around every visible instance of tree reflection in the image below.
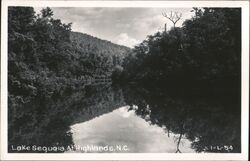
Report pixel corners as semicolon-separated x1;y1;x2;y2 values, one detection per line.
8;84;125;153
175;133;183;153
122;85;241;153
9;84;241;153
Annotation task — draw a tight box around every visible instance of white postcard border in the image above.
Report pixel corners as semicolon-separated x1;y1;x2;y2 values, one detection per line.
1;1;249;160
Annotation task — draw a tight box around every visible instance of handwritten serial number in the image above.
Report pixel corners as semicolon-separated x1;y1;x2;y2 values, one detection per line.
204;145;234;152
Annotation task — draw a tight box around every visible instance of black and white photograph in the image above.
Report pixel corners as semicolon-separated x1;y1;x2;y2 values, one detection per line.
1;0;249;160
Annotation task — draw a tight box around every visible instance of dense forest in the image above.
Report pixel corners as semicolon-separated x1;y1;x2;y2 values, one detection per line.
70;31;130;77
114;8;241;93
8;7;130;110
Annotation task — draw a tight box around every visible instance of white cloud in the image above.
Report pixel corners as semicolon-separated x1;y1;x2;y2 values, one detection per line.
116;33;140;48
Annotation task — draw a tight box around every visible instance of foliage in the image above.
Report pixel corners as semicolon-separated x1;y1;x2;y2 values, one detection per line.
121;8;241;90
8;7;130;115
111;65;124;82
70;32;130;77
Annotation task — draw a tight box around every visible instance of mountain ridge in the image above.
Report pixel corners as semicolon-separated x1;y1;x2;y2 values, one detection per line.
71;31;131;50
69;31;132;77
70;31;131;61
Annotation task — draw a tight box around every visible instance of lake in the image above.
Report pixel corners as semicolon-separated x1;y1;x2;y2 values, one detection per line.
8;83;241;153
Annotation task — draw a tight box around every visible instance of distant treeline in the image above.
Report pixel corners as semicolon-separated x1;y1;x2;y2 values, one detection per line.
8;7;130;108
113;8;241;91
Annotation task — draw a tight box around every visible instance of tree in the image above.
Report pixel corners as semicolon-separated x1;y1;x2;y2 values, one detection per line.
162;11;182;28
183;8;241;82
41;7;53;18
120;8;241;90
8;7;35;34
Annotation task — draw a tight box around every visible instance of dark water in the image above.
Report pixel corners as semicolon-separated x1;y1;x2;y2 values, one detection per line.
8;83;241;153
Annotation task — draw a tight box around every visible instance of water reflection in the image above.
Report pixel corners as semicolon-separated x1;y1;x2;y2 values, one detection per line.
68;106;194;153
8;84;123;153
122;85;241;153
8;84;241;153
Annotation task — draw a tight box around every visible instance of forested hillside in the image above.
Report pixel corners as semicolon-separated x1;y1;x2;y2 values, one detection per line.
8;7;130;111
70;32;130;77
116;8;241;92
71;32;130;61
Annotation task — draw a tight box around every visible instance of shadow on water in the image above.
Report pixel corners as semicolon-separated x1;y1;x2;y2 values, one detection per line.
8;83;241;153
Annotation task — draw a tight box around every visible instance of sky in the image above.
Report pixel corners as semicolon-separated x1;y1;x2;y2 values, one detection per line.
35;7;194;48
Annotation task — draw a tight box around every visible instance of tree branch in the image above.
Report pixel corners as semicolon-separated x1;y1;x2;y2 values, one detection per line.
162;11;182;28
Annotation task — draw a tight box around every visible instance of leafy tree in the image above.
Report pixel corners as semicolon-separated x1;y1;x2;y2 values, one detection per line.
8;6;131;111
120;8;241;90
